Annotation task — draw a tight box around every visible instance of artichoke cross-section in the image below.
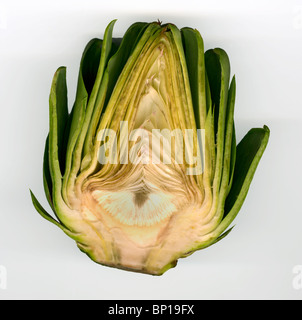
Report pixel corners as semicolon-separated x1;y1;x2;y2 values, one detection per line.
30;20;269;275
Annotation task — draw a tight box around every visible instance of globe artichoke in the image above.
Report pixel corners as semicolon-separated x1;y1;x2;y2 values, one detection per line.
30;20;270;275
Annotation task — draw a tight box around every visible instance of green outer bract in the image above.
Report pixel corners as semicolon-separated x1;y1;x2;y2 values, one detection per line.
30;20;270;275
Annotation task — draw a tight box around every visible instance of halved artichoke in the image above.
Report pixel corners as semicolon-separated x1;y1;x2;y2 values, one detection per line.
30;20;269;275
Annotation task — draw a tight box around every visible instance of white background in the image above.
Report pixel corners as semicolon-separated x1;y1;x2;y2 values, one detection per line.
0;0;302;300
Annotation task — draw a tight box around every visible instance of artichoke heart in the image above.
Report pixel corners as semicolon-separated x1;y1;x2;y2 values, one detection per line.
30;20;270;275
